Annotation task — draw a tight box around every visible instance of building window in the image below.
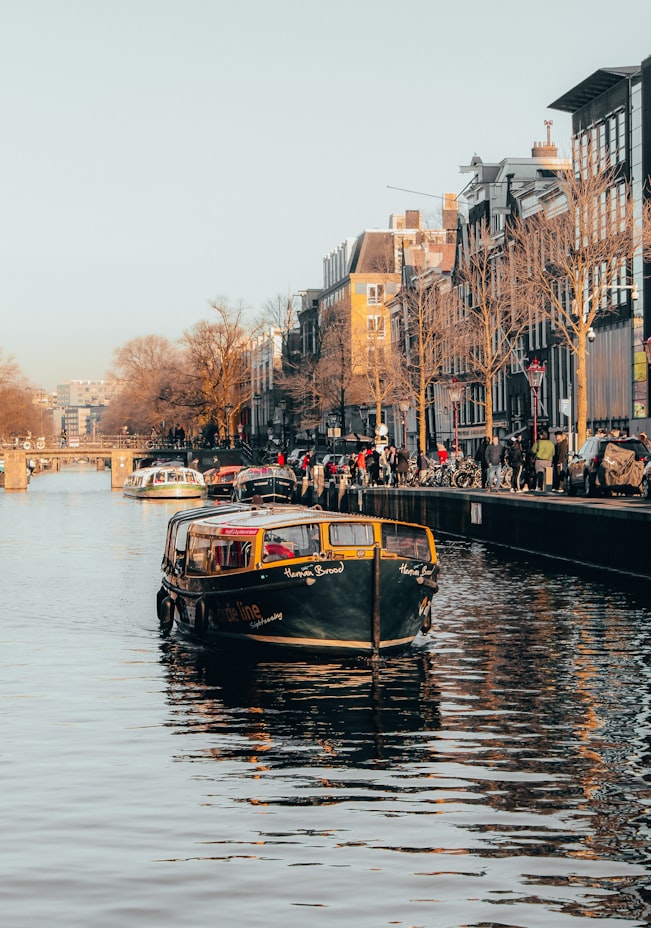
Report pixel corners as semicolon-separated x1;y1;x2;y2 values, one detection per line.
367;315;386;338
367;283;384;305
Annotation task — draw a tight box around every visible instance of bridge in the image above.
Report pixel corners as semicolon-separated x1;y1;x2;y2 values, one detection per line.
1;438;254;490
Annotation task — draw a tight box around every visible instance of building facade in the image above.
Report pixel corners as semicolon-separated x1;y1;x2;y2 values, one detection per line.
550;60;651;438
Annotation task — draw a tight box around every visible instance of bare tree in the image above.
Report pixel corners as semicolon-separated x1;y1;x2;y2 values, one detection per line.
350;310;399;437
179;301;253;443
105;335;181;434
455;218;530;437
392;275;465;452
509;147;635;447
0;350;41;440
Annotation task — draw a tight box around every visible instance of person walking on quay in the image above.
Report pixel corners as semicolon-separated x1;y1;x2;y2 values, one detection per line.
387;444;398;486
507;436;524;492
485;435;505;491
396;446;410;486
552;429;568;493
475;436;490;488
531;430;555;493
367;448;380;486
356;448;367;486
417;449;428;485
378;446;390;485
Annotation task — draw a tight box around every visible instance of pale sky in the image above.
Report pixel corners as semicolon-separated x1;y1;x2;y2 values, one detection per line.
2;0;650;391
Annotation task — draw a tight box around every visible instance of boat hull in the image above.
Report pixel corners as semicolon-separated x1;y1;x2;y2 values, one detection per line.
123;485;206;499
160;557;436;657
232;467;297;504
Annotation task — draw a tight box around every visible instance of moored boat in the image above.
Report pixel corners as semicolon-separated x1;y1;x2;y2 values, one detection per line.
156;503;439;657
203;464;243;499
123;462;207;499
231;464;298;504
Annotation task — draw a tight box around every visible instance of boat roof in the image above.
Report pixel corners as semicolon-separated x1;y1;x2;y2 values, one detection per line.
132;463;204;478
184;503;425;532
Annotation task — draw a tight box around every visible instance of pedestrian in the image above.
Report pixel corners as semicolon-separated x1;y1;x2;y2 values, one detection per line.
507;437;524;492
348;452;357;483
277;450;285;466
639;432;651;452
356;448;367;485
396;447;410;486
552;429;568;492
367;448;380;486
475;436;490;487
378;447;390;485
485;435;505;491
387;445;398;486
531;430;555;493
59;428;67;448
417;449;428;485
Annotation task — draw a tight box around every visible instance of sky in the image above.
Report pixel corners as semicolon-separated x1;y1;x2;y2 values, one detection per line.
2;1;651;392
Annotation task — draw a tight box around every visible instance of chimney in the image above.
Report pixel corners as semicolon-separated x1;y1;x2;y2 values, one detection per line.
405;209;421;230
532;119;558;158
442;193;458;231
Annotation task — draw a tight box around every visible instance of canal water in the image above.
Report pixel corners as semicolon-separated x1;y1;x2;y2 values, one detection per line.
2;465;651;928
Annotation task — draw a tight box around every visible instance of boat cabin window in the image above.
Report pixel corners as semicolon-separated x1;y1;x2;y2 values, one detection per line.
381;524;431;559
186;532;252;574
328;522;374;547
262;524;320;561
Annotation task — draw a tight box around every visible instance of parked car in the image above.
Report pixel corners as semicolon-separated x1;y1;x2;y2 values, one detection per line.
286;447;308;474
321;453;350;478
641;460;651;498
565;436;650;496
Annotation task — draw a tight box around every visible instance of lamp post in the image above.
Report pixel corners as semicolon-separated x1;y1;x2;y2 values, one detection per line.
253;394;261;446
279;399;287;451
447;378;465;458
398;397;411;449
225;403;233;447
525;358;546;443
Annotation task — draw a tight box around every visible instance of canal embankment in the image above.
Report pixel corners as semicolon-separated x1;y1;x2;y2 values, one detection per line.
333;485;651;583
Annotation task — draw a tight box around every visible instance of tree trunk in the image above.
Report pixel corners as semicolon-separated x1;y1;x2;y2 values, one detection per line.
484;378;493;438
576;333;588;448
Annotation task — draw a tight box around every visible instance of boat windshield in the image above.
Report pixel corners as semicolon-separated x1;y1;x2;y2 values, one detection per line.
381;523;431;559
328;522;374;547
186;532;253;574
261;523;321;561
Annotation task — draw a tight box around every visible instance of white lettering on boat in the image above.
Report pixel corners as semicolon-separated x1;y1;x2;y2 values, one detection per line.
250;612;282;629
283;561;345;580
399;562;435;578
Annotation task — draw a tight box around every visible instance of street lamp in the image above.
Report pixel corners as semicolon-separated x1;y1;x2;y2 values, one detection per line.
525;358;546;443
398;397;411;449
253;394;261;446
447;378;465;457
225;403;233;447
279;399;287;451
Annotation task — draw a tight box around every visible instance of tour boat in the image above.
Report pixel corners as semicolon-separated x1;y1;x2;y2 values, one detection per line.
156;503;439;657
122;462;207;499
231;464;298;504
203;464;243;499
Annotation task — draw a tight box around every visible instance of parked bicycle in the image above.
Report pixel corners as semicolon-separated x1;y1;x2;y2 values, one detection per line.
452;456;482;489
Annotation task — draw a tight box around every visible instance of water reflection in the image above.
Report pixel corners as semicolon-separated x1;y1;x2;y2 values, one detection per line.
157;536;651;926
160;643;441;767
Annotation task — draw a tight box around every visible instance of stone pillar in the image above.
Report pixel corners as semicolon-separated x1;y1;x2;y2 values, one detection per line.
111;450;134;489
4;451;28;490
